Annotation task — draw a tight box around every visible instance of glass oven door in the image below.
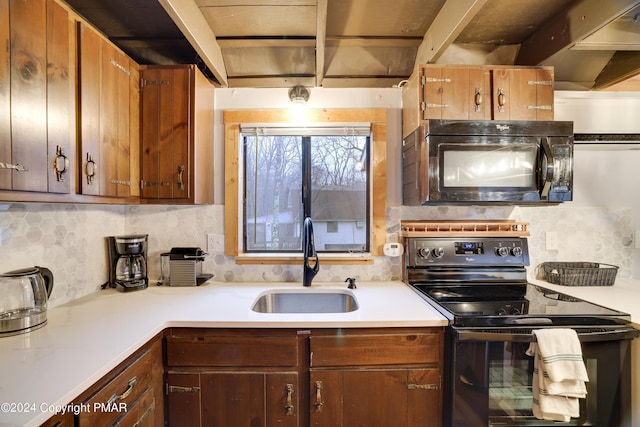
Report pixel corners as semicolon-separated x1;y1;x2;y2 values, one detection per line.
448;327;635;427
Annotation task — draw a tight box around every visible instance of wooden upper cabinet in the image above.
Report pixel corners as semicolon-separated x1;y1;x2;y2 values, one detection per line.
9;0;47;192
140;65;214;204
2;0;72;193
492;67;554;121
46;0;73;194
78;22;138;198
402;64;554;137
423;66;491;122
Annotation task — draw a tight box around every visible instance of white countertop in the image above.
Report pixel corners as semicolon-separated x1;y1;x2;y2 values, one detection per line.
530;277;640;328
0;280;446;427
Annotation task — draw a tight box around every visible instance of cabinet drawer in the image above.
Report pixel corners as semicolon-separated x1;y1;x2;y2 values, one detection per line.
166;335;299;367
77;349;153;426
310;333;441;367
113;386;156;427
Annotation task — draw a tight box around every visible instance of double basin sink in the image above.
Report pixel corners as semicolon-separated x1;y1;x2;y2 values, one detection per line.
251;289;358;314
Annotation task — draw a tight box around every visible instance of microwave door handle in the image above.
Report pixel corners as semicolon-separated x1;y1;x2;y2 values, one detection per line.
540;137;554;200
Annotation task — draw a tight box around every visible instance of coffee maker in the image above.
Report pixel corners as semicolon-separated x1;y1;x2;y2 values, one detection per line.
107;235;148;292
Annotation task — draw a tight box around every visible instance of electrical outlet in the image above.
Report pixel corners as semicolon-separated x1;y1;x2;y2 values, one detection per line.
545;231;559;251
635;230;640;249
207;234;224;252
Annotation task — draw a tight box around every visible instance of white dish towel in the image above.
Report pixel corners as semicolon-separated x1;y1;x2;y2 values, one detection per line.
525;328;589;422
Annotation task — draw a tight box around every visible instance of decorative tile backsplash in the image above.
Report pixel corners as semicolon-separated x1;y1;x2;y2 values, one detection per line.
0;202;633;308
0;203;125;307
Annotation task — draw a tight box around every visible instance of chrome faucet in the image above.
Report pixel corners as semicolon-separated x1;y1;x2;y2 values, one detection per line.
302;217;319;287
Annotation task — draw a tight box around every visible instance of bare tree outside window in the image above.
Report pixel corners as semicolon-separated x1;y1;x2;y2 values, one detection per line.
244;132;369;253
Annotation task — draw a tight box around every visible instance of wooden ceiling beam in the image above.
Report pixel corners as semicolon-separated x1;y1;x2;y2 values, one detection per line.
516;0;640;65
158;0;228;86
593;51;640;89
413;0;488;67
316;0;328;87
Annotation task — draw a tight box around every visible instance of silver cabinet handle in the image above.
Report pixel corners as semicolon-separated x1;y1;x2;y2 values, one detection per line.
285;383;294;415
474;88;482;112
85;152;96;185
177;165;185;190
314;381;324;412
53;145;68;182
107;377;136;406
497;88;506;112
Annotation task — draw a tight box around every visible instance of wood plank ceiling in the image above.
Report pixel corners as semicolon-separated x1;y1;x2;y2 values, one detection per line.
64;0;640;90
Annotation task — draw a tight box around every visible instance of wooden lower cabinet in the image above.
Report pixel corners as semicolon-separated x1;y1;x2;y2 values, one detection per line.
165;329;301;427
167;371;299;427
310;368;440;426
309;330;443;427
165;327;443;427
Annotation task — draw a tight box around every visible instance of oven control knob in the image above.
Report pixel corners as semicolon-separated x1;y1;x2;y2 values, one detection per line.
510;308;522;315
432;247;444;258
495;308;508;316
495;246;509;257
417;247;431;258
511;247;523;257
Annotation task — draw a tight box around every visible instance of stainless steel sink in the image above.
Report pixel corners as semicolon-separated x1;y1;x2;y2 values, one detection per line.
251;290;358;313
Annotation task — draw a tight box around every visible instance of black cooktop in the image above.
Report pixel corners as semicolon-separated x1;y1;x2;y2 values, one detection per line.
412;283;632;327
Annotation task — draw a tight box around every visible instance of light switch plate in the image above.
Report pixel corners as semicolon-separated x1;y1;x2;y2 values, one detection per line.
207;234;224;252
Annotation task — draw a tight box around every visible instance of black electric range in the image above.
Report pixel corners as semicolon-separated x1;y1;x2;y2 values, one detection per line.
405;236;633;329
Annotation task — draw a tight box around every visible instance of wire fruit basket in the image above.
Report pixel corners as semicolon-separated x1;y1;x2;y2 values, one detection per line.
541;262;619;286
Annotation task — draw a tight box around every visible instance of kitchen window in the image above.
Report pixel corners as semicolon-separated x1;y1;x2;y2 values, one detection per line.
241;126;370;253
224;109;388;264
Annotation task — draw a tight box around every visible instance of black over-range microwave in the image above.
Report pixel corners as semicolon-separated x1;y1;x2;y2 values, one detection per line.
402;120;574;204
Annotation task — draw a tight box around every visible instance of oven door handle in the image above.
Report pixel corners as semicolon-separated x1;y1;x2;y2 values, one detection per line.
454;326;639;343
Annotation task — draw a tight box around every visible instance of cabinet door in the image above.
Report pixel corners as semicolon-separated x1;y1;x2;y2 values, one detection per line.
79;23;133;197
0;0;9;190
141;67;191;200
100;43;133;197
166;372;202;427
10;0;48;192
168;371;299;427
401;68;422;138
424;66;474;120
46;0;71;193
79;23;101;195
310;369;440;427
201;372;298;427
531;67;554;120
492;67;554;121
100;40;119;197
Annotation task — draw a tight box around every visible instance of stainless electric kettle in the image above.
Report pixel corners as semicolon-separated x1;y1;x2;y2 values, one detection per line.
0;266;54;336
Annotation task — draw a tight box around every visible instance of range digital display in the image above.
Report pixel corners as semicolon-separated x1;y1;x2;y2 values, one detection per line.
455;241;484;255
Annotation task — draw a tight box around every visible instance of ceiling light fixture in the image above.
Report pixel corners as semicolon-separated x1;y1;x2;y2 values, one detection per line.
288;85;310;104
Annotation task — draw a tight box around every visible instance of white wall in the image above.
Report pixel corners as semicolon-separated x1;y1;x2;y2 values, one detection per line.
555;92;640;277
